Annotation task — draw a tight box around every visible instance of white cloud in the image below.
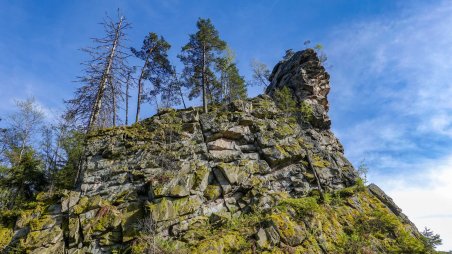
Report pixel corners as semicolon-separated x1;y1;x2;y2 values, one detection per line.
371;154;452;251
33;99;61;123
418;113;452;138
328;0;452;139
326;0;452;168
326;1;452;250
333;116;417;165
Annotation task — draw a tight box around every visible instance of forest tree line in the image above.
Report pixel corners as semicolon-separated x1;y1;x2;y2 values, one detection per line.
65;15;270;132
0;13;271;210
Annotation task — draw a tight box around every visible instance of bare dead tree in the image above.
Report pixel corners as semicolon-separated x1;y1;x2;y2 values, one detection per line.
250;59;270;88
124;67;136;125
135;216;162;254
305;149;325;200
65;11;131;131
2;99;44;165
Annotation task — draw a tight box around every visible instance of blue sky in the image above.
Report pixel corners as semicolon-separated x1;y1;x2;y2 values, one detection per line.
1;0;451;250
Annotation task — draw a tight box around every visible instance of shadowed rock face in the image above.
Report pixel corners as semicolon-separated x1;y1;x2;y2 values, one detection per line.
266;49;331;129
2;50;426;253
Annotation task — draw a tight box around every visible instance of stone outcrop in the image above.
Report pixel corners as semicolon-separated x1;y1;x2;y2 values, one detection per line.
266;49;331;129
1;49;427;253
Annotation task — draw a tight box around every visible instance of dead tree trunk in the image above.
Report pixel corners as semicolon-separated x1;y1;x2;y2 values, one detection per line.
305;149;325;200
87;17;123;131
202;44;208;113
135;47;155;123
125;73;130;125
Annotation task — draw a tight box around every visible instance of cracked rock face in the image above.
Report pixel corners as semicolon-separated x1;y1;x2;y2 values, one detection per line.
4;49;424;253
64;95;357;252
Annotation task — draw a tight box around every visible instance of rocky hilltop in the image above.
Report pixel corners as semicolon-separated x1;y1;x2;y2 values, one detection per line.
1;49;429;253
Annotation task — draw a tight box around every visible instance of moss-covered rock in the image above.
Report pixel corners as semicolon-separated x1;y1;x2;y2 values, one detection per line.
121;202;144;242
0;227;13;250
269;211;306;246
203;185;222;200
23;226;63;249
193;231;249;253
29;215;55;231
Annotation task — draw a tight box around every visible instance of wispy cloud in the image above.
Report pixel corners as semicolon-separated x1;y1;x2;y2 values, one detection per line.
371;154;452;250
329;0;452;163
327;1;452;250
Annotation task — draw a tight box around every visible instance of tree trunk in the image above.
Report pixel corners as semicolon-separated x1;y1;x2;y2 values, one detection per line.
202;44;208;113
18;138;26;164
135;47;155;123
173;70;186;109
50;131;62;190
112;81;116;127
135;71;144;123
113;91;116;127
87;17;123;131
154;95;160;111
125;74;129;125
179;86;186;109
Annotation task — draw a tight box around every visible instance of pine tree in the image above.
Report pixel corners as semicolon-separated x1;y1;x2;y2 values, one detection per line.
179;18;226;113
215;49;247;103
161;67;186;109
131;32;172;122
224;63;247;102
421;227;442;251
65;13;130;131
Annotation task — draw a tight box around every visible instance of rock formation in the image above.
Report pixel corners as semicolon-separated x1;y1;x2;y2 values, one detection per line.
266;49;331;130
0;49;429;253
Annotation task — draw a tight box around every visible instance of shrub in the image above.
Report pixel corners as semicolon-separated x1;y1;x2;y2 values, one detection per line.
300;101;314;124
274;87;297;116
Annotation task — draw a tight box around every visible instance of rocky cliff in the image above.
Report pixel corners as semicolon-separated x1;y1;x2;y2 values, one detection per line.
1;49;429;253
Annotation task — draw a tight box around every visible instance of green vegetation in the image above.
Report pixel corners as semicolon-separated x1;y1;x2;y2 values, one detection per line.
357;160;369;183
0;227;13;250
215;47;247;103
337;209;426;253
274;86;297;115
277;196;320;217
314;43;328;63
179;18;228;113
130;186;432;253
273;87;316;125
131;32;172;123
300;101;314;124
311;154;331;168
204;185;222;200
422;227;443;252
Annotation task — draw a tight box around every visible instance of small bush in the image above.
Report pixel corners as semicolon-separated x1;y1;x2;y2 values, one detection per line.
300;101;314;124
355;178;366;192
338;187;355;198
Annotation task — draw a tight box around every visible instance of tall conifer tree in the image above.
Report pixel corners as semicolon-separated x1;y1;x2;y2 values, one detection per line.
179;18;226;113
216;48;247;103
131;33;172;122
